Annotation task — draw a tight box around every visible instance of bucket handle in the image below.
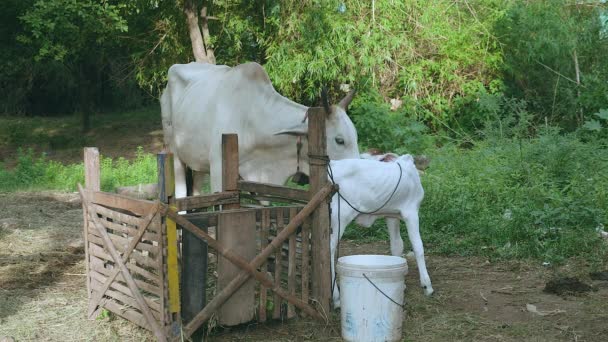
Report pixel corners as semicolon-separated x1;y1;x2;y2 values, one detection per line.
362;273;405;309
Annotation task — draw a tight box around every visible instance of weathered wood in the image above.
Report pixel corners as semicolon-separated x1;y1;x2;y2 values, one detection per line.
165;206;325;338
157;151;180;321
272;209;284;319
84;148;100;192
175;191;239;211
238;181;309;202
90;252;162;289
180;217;208;325
258;208;270;323
83;195;160;316
89;216;160;241
301;217;311;310
308;107;332;313
218;211;256;325
83;147;99;307
91;191;158;217
92;203;157;232
174;183;336;337
221;134;240;210
287;208;298;319
88;237;160;270
80;185;167;342
218;133;256;326
89;268;162;310
87;231;160;256
89;276;162;318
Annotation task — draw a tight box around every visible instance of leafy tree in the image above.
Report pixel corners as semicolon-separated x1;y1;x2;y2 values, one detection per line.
495;0;608;130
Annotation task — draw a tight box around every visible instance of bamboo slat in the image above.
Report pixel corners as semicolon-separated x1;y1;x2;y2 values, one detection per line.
272;209;283;319
287;208;297;319
258;208;270;323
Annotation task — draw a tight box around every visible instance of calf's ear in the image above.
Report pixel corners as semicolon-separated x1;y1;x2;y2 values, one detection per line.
274;122;308;136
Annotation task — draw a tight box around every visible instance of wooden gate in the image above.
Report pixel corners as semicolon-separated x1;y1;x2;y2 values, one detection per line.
80;108;333;341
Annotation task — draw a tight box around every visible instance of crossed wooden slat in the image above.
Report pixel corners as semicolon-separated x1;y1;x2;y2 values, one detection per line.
79;184;167;342
80;182;336;341
167;183;337;338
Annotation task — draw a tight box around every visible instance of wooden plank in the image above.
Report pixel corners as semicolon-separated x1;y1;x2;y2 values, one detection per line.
222;134;240;210
238;181;309;202
89;248;161;286
308;107;332;313
84;147;100;192
272;209;284;319
301;217;311;310
182;212;219;227
83;148;99;309
89;252;162;297
87;230;159;255
258;208;270;323
180;218;208;325
87;222;160;254
173;185;336;337
165;204;330;338
92;203;150;231
217;211;256;326
287;208;298;319
88;235;160;270
89;268;161;311
82;186;167;342
91;190;158;217
90;276;162;318
175;191;239;211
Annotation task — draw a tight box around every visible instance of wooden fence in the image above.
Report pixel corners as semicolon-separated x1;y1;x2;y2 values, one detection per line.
79;108;334;341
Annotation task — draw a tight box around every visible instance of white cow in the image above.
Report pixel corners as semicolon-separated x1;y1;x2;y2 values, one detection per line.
161;62;360;198
329;154;434;308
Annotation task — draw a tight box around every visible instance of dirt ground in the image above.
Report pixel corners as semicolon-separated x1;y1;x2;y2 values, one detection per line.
1;192;607;342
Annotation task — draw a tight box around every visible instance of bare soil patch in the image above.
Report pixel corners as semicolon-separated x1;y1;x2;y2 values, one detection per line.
1;192;607;341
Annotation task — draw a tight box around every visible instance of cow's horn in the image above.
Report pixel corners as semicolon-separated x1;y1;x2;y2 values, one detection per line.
338;89;356;111
321;87;331;115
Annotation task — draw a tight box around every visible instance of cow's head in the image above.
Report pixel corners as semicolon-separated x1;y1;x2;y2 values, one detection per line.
275;90;359;160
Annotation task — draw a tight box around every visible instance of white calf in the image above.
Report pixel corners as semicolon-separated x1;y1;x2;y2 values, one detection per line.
329;154;433;308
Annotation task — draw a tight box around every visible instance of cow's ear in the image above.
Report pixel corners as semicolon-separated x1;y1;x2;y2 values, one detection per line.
274;123;308;136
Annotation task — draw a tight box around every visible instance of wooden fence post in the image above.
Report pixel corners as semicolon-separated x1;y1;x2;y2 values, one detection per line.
83;147;100;304
217;134;256;325
157;152;181;336
308;108;331;314
84;147;100;191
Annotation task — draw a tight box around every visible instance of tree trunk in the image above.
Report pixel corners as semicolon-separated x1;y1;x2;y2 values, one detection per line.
183;0;215;64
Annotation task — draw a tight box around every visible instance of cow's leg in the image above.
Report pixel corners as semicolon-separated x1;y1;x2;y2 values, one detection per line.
386;217;404;257
209;148;223;193
401;209;433;296
173;156;188;214
192;171;208;196
330;198;358;309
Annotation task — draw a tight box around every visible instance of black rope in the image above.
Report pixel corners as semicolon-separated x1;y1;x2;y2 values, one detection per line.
363;273;405;309
330;162;403;215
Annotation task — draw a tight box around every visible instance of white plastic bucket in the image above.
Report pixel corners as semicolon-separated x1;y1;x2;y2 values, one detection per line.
337;255;408;342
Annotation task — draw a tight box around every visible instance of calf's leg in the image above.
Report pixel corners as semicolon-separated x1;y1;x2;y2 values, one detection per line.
386;217;404;256
401;209;434;296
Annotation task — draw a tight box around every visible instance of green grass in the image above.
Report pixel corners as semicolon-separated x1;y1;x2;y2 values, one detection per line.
0;147;156;192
